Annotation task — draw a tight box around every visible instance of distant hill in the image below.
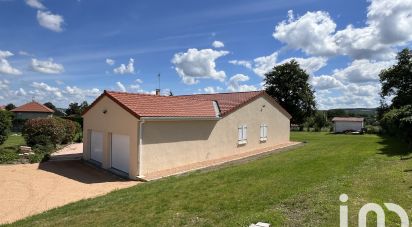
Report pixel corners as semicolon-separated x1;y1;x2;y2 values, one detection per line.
321;108;378;125
330;108;377;116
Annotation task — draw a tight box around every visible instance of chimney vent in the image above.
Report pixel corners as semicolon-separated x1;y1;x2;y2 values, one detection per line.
155;89;160;96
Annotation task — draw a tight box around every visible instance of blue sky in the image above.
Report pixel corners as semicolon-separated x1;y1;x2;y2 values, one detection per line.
0;0;411;109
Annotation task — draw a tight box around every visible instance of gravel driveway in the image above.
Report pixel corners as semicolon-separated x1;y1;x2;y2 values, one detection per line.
0;160;138;224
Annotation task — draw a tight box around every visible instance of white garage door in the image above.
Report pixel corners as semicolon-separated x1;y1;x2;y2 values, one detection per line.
111;134;130;173
90;131;103;164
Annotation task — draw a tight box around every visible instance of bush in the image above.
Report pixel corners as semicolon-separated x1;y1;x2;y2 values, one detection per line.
22;118;81;147
365;125;382;134
0;110;12;145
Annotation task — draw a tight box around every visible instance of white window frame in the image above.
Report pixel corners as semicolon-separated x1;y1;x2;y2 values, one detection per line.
260;124;268;142
238;125;247;144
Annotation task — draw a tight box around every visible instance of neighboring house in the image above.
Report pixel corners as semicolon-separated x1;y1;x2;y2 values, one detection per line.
82;90;292;179
11;101;54;120
332;117;364;133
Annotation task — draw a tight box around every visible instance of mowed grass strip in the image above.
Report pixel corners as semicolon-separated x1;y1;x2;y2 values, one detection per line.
8;132;412;226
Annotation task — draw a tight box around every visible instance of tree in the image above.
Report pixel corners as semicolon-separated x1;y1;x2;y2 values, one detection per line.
264;60;317;125
0;110;12;145
66;101;89;116
379;48;412;146
5;103;16;111
43;102;56;111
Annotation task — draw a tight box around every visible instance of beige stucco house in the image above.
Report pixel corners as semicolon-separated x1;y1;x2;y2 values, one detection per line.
82;90;291;179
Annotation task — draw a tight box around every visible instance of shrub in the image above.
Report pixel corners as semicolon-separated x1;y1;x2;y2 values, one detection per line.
56;118;81;144
22;118;66;146
0;110;12;145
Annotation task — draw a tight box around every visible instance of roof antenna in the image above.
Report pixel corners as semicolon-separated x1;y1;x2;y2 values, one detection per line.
156;73;161;96
32;96;35;102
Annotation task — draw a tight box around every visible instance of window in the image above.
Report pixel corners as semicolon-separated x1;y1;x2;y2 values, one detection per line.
260;124;268;141
238;125;247;144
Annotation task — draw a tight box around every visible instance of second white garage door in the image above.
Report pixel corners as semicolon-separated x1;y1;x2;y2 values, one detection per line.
111;134;130;173
90;131;103;164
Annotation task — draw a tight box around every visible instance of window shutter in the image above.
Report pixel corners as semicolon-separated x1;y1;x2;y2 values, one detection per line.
238;126;243;141
260;124;264;139
264;125;268;138
243;125;247;141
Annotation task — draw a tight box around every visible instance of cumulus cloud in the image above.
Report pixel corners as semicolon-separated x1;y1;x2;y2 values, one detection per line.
0;51;22;75
172;48;229;85
333;59;394;83
37;10;64;32
116;81;127;92
278;56;328;74
31;58;64;74
203;86;223;94
311;75;343;90
113;58;135;74
106;58;115;66
25;0;45;9
227;74;257;92
212;40;225;48
273;1;412;60
228;60;252;69
253;51;278;77
31;82;62;98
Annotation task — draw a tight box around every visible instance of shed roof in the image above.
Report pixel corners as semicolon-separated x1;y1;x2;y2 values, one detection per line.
83;90;292;119
331;117;364;122
11;101;54;113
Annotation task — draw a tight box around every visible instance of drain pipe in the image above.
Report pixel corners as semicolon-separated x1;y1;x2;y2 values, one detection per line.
137;119;145;179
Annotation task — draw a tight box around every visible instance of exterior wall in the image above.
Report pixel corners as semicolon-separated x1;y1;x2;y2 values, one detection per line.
82;96;139;179
334;121;363;132
141;96;290;175
13;112;52;120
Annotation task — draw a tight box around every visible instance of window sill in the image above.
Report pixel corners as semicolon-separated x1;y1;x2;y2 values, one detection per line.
238;140;247;145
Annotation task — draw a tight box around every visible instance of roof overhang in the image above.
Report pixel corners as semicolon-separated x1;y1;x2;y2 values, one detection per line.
140;116;221;121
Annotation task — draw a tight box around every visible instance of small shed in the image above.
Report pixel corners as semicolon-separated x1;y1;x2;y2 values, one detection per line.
332;117;364;133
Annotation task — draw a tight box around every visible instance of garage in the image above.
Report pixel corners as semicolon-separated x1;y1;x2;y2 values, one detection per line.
90;131;103;164
111;134;130;173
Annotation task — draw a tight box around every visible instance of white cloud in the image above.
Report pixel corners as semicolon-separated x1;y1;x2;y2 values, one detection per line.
113;58;135;74
37;10;64;32
279;57;328;74
0;58;22;75
228;60;252;69
172;48;229;85
18;51;32;57
0;50;13;59
333;59;394;83
106;58;115;66
31;82;62;98
135;78;143;83
25;0;45;9
253;51;278;77
212;40;225;48
227;74;257;92
203;86;223;94
31;58;64;74
273;1;412;60
274;11;337;56
311;75;343;90
64;86;100;102
116;81;126;92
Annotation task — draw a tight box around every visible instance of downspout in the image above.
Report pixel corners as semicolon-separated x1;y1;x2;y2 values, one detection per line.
137;119;145;179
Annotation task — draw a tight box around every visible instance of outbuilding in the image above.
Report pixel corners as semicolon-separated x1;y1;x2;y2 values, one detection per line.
11;101;54;120
332;117;364;133
82;90;292;179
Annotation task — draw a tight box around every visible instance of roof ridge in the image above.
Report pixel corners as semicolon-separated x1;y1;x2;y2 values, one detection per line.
177;90;263;97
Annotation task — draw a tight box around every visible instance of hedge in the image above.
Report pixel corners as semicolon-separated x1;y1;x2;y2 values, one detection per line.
22;118;81;147
0;110;12;145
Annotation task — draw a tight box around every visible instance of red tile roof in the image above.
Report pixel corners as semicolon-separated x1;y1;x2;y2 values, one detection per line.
83;90;292;119
332;117;364;122
11;101;54;113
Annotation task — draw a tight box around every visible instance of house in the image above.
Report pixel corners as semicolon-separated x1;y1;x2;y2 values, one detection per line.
11;101;54;120
332;117;364;133
82;90;292;179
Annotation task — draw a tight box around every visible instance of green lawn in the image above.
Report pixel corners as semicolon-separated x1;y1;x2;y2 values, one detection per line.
9;132;412;226
0;134;26;163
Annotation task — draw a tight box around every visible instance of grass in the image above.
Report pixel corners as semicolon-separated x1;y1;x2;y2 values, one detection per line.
0;134;26;163
8;132;412;226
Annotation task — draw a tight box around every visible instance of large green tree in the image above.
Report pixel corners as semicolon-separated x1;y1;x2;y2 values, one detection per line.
379;48;412;146
0;110;12;145
264;60;317;125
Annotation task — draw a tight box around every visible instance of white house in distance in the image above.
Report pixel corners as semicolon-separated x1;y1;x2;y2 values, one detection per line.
82;90;293;180
332;117;364;133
